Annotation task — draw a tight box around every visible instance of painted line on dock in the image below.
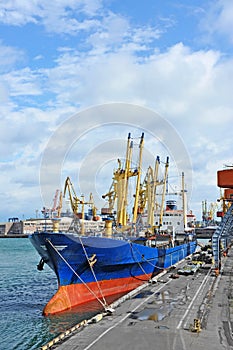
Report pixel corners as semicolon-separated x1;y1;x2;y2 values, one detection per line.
176;268;211;330
40;254;193;350
83;279;172;350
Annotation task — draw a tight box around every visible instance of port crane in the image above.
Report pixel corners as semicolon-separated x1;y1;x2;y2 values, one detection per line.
202;200;218;224
63;177;83;216
63;177;98;234
52;189;63;218
41;189;63;219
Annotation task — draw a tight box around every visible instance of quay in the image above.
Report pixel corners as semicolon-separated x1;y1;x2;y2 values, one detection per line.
41;247;233;350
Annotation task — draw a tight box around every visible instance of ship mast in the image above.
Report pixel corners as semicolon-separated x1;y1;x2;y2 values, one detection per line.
182;172;188;230
147;156;160;231
132;133;144;224
118;133;133;226
159;157;169;229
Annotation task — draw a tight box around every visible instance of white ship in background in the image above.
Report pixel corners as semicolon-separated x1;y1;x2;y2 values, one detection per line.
141;199;196;235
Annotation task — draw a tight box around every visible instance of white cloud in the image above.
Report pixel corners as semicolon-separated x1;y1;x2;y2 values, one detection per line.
3;68;43;96
0;0;103;32
0;1;233;221
214;0;233;41
0;41;25;72
201;0;233;43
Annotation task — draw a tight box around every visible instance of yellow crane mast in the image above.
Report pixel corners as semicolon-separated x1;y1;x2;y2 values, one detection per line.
56;190;63;218
116;133;134;226
147;156;160;231
102;180;117;215
89;192;97;218
137;169;149;216
102;133;144;228
132;133;144;224
158;157;169;229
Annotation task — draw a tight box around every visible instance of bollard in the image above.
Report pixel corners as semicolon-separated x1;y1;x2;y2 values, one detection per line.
190;318;201;333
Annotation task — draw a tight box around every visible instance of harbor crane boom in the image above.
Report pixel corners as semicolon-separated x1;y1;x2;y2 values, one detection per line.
63;177;83;216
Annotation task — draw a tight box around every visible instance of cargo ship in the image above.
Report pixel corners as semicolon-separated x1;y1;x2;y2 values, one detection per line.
29;133;197;315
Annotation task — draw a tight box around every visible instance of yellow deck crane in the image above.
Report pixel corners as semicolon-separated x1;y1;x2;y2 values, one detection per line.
147;156;161;232
139;156;168;232
158;157;169;230
133;166;153;233
115;133;134;226
137;169;149;216
102;133;144;229
115;132;144;227
132;133;144;224
102;179;117;216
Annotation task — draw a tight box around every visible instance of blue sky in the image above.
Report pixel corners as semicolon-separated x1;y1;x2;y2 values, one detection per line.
0;0;233;222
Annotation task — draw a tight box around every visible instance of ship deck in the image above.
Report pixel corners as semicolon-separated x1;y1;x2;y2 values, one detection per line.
42;246;233;350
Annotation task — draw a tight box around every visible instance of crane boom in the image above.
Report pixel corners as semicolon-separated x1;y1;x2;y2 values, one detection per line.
63;177;83;216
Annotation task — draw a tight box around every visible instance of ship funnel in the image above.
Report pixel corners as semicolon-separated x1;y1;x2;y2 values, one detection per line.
166;200;177;210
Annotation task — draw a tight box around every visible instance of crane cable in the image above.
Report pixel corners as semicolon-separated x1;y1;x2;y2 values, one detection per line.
45;239;110;311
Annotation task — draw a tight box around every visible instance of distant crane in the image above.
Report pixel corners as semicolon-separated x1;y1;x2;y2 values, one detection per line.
41;189;63;219
63;176;98;234
51;189;63;218
63;177;83;216
202;199;218;225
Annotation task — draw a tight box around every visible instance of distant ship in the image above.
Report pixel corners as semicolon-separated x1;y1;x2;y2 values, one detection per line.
29;133;197;315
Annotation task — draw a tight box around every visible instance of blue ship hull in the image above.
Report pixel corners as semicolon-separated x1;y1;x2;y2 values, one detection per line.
29;232;197;315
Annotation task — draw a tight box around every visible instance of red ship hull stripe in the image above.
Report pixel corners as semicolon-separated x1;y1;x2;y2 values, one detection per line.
43;273;152;315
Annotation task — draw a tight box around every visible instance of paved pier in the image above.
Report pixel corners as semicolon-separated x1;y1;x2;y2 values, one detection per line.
44;248;233;350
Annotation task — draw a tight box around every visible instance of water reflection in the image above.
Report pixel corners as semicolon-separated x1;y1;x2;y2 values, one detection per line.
130;290;180;323
43;292;126;346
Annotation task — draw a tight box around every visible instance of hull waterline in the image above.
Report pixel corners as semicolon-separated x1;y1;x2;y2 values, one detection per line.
43;274;150;315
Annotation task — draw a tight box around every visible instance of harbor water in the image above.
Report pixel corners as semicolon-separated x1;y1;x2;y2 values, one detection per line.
0;238;105;350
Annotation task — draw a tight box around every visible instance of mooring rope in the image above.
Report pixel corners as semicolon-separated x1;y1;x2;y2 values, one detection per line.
129;242;151;279
78;236;108;308
45;239;109;310
129;242;165;276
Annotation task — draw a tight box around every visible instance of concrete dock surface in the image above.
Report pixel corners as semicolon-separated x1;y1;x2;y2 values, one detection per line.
46;248;233;350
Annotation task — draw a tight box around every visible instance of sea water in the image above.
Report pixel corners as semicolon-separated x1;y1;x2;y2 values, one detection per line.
0;238;103;350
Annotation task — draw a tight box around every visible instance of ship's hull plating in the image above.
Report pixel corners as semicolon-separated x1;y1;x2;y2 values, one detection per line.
29;232;197;315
